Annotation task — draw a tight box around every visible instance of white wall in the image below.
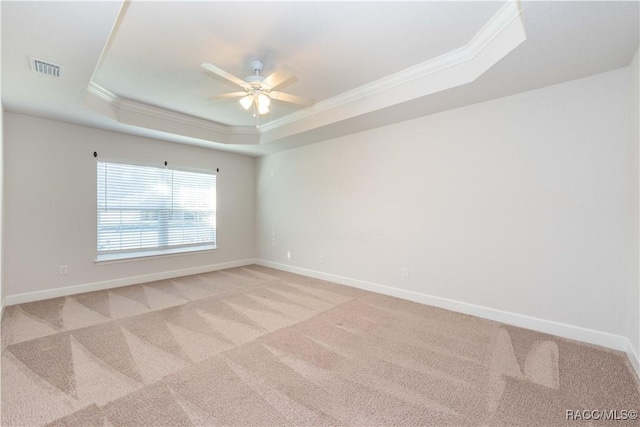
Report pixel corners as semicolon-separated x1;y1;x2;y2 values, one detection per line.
3;113;255;299
257;68;631;343
629;49;640;370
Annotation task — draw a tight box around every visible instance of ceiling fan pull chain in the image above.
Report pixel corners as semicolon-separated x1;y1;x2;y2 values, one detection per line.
255;103;259;128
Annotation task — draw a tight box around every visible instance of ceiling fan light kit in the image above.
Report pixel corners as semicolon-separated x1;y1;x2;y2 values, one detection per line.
257;93;270;115
202;59;315;120
239;95;253;110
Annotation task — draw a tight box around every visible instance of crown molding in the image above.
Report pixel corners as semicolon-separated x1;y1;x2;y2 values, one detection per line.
86;81;120;105
84;82;259;144
86;82;256;135
258;1;523;133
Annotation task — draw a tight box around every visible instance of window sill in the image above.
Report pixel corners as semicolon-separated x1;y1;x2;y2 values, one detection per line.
95;245;217;265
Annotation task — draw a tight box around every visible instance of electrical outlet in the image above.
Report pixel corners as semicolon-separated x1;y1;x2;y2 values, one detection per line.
59;265;68;275
402;268;409;279
320;255;325;264
287;251;291;261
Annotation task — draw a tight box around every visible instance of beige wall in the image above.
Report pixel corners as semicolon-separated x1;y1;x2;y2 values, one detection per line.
3;113;256;298
257;68;631;340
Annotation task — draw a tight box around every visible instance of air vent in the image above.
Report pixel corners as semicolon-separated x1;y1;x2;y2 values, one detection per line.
29;56;62;77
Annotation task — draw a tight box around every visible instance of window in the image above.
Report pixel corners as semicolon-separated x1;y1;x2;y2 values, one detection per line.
97;161;216;260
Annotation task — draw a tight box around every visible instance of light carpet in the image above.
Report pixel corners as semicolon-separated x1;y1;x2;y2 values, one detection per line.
1;265;638;426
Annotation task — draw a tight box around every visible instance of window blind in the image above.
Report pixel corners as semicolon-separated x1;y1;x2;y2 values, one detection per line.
97;162;216;256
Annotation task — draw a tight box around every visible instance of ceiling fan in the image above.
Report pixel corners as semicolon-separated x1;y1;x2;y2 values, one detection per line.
201;60;315;116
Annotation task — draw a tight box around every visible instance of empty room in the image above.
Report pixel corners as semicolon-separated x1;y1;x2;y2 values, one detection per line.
1;1;639;426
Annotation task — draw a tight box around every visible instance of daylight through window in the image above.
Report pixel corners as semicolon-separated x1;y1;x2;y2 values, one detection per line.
97;162;216;259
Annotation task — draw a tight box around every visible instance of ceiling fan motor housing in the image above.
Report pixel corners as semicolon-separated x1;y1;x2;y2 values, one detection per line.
245;75;265;85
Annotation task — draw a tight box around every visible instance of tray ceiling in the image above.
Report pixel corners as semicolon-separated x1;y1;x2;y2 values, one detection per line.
92;1;503;127
2;1;638;156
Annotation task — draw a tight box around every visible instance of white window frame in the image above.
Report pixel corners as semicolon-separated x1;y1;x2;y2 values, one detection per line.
96;161;217;263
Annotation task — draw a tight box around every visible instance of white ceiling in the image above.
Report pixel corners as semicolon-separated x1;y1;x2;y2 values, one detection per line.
2;1;639;157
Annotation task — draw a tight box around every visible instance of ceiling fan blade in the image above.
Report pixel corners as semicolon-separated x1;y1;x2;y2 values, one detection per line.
269;91;315;106
201;63;248;88
208;92;247;101
262;65;296;89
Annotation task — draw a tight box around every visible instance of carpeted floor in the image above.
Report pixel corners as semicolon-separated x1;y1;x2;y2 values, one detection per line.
1;265;638;426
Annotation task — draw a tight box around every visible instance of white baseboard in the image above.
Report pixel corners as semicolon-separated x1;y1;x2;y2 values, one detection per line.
256;260;631;354
626;340;640;380
3;258;256;306
1;297;5;321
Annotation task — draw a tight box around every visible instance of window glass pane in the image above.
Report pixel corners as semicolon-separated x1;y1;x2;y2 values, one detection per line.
97;162;216;255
